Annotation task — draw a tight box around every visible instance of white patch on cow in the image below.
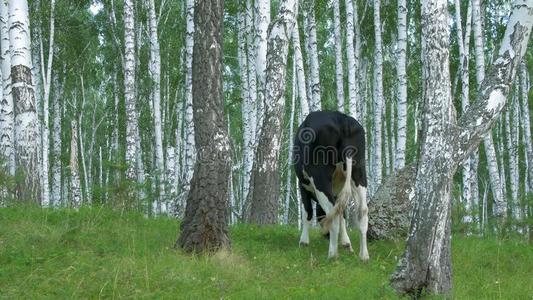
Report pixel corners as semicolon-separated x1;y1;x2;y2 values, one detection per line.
352;183;369;261
299;208;311;246
301;168;338;258
339;216;353;252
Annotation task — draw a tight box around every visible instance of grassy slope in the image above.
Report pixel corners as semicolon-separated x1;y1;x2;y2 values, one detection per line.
0;207;531;299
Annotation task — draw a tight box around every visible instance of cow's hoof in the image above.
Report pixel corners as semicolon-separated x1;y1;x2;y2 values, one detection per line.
359;252;369;262
299;241;309;247
342;243;354;253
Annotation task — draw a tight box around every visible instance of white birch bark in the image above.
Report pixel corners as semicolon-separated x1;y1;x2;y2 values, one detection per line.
345;0;359;118
38;0;55;207
520;61;533;193
148;0;165;203
372;0;384;191
9;0;40;202
254;0;270;138
395;0;408;170
510;94;521;219
248;0;299;224
293;21;309;118
0;1;14;176
246;0;257;147
181;0;195;204
124;0;137;182
285;59;296;225
304;0;321;111
472;0;505;217
70;120;81;209
333;0;344;112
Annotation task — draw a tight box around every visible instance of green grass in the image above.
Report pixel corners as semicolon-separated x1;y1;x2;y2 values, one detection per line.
0;206;531;299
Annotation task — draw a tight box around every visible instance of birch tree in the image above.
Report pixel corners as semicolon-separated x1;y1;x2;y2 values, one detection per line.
391;1;533;294
124;0;137;183
51;76;62;206
9;0;40;202
293;21;309;118
70;120;81;210
303;0;321;111
372;0;384;191
177;0;231;253
254;0;270;137
520;61;533;192
345;0;359;118
147;0;165;204
472;0;505;217
0;0;14;176
395;0;408;170
333;0;344;112
248;0;299;225
180;0;195;206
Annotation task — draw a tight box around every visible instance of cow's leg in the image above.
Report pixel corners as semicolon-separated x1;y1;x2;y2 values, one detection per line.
299;185;313;246
353;184;369;261
339;214;353;252
312;177;339;259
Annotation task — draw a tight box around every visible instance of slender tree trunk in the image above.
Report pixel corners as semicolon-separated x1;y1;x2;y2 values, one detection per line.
181;0;196;205
391;1;533;295
254;0;270;139
372;0;384;194
248;0;299;225
177;0;231;253
70;120;81;209
345;0;358;118
9;0;40;202
148;0;166;204
333;0;344;112
285;59;296;224
0;1;14;176
293;21;309;118
520;61;533;193
303;0;321;111
51;77;62;206
510;93;521;220
395;0;408;171
472;0;505;218
124;0;137;183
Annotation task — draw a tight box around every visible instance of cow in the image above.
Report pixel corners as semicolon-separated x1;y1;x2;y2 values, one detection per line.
293;111;369;261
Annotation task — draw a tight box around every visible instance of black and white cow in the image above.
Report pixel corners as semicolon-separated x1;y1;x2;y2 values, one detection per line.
293;111;369;260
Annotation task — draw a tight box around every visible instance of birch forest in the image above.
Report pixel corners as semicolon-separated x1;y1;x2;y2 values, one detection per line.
1;0;533;297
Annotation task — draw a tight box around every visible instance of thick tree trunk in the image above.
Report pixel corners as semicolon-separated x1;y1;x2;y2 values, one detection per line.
395;0;408;171
148;0;166;204
0;1;14;176
177;0;231;253
333;0;344;112
9;0;40;202
391;1;533;295
303;0;321;112
254;0;270;139
248;0;299;225
124;0;137;183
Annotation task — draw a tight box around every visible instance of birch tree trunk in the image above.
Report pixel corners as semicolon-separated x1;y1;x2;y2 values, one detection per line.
472;0;505;218
520;62;533;193
510;93;521;220
248;0;299;225
395;0;408;171
148;0;166;204
333;0;344;112
372;0;384;192
285;59;296;224
303;0;321;111
181;0;196;206
254;0;270;138
70;121;81;210
391;1;533;295
293;21;309;118
177;0;231;253
9;0;40;202
345;0;358;118
124;0;137;183
0;1;14;176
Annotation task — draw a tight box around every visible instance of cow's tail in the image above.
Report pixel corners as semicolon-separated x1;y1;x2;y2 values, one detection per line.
321;157;353;231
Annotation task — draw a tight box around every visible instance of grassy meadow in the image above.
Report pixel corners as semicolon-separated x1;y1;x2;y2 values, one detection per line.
0;206;532;299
